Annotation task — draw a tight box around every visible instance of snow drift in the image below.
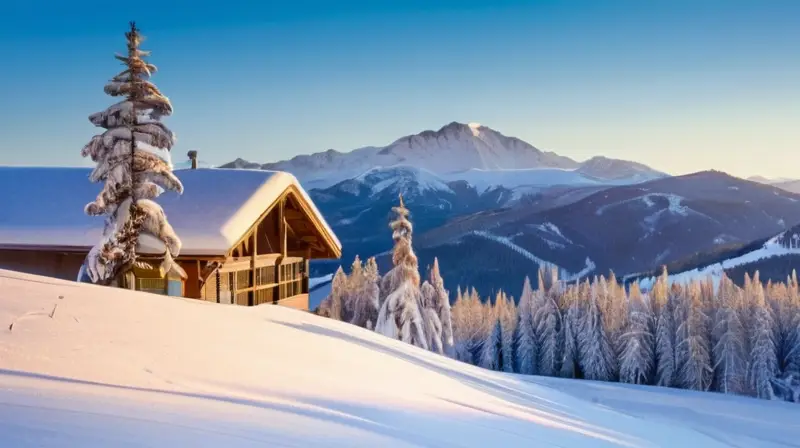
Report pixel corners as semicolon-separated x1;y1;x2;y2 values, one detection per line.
0;269;798;447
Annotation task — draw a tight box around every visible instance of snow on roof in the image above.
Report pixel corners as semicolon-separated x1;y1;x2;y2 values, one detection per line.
0;166;341;257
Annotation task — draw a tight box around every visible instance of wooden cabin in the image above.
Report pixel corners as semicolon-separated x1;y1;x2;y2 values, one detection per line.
0;166;342;311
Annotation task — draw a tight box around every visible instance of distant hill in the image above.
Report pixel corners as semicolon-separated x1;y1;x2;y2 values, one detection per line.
627;220;800;290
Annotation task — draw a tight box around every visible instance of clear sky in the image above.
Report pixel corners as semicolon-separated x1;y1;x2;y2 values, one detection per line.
0;0;797;178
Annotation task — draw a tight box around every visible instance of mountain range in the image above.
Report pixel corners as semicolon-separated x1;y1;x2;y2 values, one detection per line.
222;122;800;298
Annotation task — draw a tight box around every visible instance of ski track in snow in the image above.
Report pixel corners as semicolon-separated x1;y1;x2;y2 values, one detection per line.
467;231;594;281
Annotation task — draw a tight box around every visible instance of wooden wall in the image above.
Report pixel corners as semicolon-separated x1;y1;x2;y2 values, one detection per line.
0;249;85;281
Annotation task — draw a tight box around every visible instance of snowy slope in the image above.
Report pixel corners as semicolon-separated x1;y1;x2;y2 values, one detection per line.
1;270;796;447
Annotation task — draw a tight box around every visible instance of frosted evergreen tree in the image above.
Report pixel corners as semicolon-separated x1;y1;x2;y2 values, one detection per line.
80;22;184;284
652;270;676;387
578;278;617;381
605;271;629;365
374;195;428;350
618;283;654;385
451;287;472;363
429;258;455;358
480;319;504;371
359;257;381;330
748;275;779;399
559;288;582;378
339;256;363;323
421;281;445;354
674;282;713;391
499;292;518;373
345;255;379;328
711;274;747;395
535;285;562;377
319;267;347;321
784;273;800;376
515;277;538;374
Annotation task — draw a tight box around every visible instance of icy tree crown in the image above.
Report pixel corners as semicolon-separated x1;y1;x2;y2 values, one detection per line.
80;22;184;284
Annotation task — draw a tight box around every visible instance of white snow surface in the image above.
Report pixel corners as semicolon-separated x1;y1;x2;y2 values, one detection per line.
0;167;340;256
2;269;797;447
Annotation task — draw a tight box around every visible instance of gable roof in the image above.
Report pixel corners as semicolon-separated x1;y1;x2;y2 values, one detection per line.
0;167;341;257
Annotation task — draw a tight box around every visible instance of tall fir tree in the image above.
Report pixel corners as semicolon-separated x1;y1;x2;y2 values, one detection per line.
653;269;677;387
711;274;747;395
421;281;445;354
618;283;654;385
80;22;183;284
499;292;518;373
578;277;616;381
748;274;779;399
374;195;428;350
319;267;347;321
430;258;455;358
534;269;563;377
674;282;713;391
515;276;538;375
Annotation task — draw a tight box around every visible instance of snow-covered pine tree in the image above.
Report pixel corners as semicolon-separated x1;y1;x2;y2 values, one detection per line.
618;283;655;385
711;273;747;395
559;286;582;378
674;281;713;391
451;287;473;363
480;318;505;371
499;292;518;373
652;269;676;387
319;267;347;320
374;195;428;350
359;257;381;330
534;274;562;377
605;271;629;368
515;276;538;375
748;273;779;399
480;294;504;371
784;273;800;376
344;255;364;323
421;281;445;354
765;279;796;375
80;22;183;284
429;258;455;358
578;277;617;381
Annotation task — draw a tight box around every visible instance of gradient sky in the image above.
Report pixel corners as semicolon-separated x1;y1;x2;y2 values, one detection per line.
0;0;797;178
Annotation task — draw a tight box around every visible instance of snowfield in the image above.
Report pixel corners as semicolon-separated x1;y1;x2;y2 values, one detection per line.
1;269;798;447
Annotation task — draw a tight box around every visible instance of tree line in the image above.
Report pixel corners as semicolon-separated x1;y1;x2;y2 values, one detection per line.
317;197;800;402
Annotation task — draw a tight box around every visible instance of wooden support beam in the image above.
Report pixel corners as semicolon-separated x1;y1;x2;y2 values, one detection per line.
304;246;311;293
278;199;287;258
285;220;297;237
285;209;304;220
251;226;258;306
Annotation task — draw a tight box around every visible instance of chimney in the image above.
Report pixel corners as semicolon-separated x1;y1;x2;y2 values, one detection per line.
187;150;198;169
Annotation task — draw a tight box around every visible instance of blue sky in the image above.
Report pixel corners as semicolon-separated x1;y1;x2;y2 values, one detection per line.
0;0;797;178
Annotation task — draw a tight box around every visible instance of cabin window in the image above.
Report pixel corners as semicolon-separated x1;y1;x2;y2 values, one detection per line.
167;279;183;297
137;278;166;294
278;259;305;301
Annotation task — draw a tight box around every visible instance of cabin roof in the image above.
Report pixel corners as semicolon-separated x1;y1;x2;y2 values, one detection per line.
0;166;341;257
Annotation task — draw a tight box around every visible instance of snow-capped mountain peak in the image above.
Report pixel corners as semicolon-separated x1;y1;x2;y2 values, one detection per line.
222;122;665;190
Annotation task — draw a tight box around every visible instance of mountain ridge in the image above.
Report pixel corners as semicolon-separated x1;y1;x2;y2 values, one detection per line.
221;122;666;190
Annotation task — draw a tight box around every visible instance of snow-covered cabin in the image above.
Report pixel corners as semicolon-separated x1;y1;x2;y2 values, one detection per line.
0;166;341;310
